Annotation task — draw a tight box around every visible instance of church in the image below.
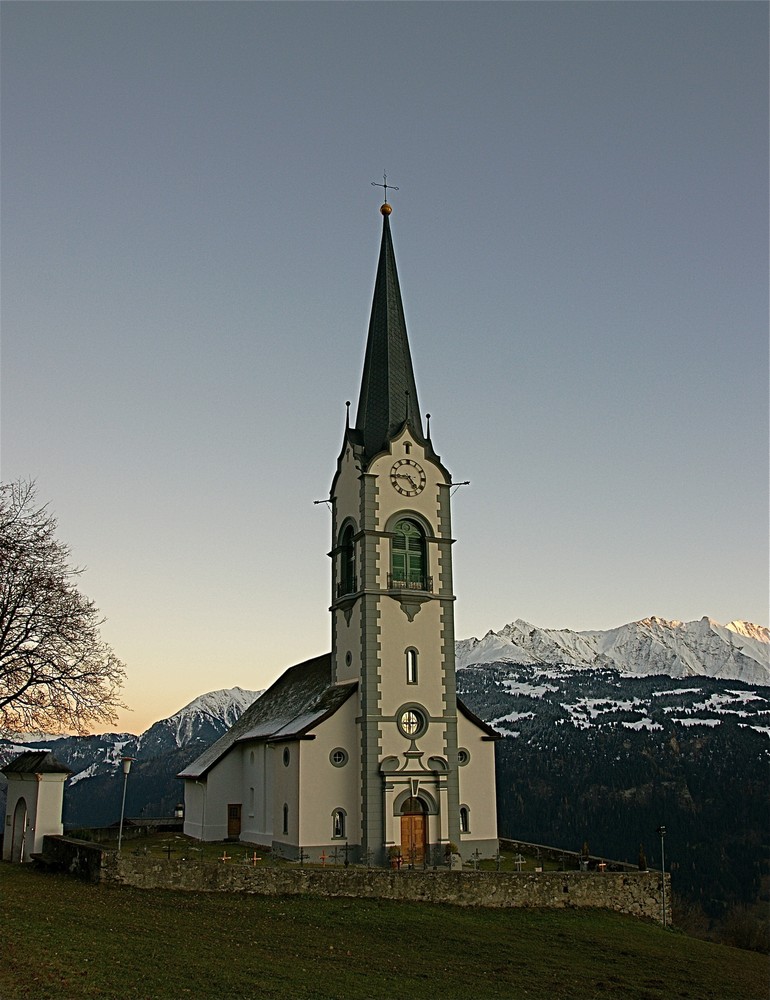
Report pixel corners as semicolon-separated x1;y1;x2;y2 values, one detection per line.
180;201;499;865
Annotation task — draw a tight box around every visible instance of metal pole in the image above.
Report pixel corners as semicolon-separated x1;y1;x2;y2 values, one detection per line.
661;833;666;927
117;757;135;854
656;825;667;928
117;768;129;853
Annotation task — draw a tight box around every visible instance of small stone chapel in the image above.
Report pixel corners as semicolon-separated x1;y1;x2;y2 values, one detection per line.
180;202;499;864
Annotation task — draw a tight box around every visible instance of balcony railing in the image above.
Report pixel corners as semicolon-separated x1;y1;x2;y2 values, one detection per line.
387;574;433;593
336;575;434;596
336;577;357;599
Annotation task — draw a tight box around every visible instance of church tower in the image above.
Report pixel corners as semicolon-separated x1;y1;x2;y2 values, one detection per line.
330;202;464;863
181;200;497;864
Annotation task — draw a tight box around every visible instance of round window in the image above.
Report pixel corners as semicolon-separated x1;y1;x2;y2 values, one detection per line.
330;748;349;768
282;747;290;767
397;705;428;740
457;748;470;766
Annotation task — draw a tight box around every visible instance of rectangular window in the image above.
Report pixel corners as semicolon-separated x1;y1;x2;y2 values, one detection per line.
406;649;418;684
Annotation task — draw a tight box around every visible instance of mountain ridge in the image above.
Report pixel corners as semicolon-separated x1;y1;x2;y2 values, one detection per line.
455;616;768;685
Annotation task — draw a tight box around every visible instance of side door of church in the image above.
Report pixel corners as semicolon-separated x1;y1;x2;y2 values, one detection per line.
227;803;242;838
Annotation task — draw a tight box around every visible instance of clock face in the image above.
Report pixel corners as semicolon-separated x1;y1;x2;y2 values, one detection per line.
390;459;426;496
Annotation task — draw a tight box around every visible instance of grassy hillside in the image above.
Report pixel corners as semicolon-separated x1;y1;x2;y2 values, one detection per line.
1;863;767;1000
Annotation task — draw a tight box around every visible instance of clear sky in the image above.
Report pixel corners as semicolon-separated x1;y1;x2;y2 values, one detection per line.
2;2;767;734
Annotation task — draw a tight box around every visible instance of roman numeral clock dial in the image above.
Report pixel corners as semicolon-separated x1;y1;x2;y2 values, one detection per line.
390;459;426;496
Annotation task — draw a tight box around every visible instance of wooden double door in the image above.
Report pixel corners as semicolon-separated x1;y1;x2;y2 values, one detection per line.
400;797;427;865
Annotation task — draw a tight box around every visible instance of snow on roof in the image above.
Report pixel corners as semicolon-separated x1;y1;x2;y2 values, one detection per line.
178;654;357;779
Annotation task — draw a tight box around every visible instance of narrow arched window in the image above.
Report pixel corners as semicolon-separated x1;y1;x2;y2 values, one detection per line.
406;648;418;685
390;519;427;590
282;803;289;835
332;808;346;839
339;525;356;596
460;806;470;834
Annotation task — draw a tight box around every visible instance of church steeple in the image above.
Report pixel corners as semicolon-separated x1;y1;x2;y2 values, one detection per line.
354;205;424;462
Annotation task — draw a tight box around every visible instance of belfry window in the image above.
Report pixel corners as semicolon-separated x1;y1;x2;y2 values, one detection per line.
390;519;429;590
338;525;356;597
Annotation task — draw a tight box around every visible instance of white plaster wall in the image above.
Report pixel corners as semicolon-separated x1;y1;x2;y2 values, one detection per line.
271;740;300;850
368;432;450;537
2;776;32;861
457;713;498;846
1;773;66;860
297;696;360;847
331;441;364;686
33;775;66;850
333;442;362;527
186;749;245;842
182;779;206;841
239;742;273;845
377;597;448;719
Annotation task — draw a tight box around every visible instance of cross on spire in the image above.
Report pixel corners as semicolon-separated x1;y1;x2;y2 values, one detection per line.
371;171;399;202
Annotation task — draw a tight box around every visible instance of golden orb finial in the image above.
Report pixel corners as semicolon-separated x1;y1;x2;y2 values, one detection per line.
380;202;392;216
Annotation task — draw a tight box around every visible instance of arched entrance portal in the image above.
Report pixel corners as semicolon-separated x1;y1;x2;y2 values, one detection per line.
400;796;427;865
11;798;27;863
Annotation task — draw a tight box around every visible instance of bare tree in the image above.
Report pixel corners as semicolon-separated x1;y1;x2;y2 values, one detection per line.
0;480;126;734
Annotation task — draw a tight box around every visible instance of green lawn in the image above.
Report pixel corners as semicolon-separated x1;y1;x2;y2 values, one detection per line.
1;862;767;1000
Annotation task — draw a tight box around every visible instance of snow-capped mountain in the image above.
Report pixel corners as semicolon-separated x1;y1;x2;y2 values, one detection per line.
0;687;262;827
455;617;769;685
135;686;261;756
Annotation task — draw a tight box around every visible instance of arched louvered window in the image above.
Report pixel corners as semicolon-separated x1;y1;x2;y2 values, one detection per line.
339;525;356;596
390;519;427;590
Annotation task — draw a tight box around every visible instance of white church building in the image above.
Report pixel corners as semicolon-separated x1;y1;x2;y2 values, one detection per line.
180;202;499;864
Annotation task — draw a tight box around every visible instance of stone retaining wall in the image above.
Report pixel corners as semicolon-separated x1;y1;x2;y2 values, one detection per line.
42;836;670;924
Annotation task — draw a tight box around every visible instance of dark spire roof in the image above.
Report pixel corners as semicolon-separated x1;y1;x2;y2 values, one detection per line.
354;206;424;461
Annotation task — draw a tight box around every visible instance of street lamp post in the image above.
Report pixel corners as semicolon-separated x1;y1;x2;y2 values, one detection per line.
656;825;667;928
117;757;136;853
